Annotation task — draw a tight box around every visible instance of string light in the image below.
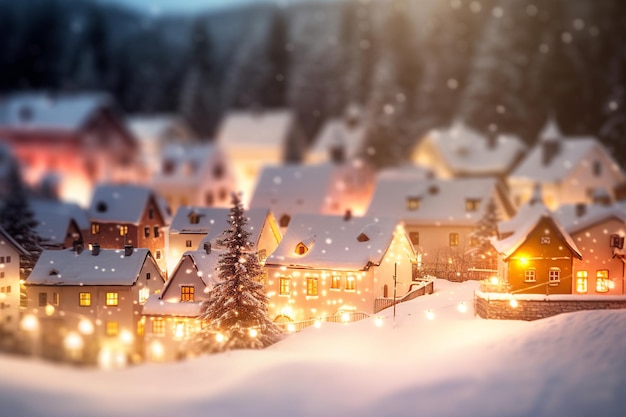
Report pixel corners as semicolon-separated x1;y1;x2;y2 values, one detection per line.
425;309;435;320
457;302;468;313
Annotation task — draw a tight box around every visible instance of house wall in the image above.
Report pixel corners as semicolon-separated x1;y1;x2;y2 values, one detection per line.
0;243;23;337
322;164;375;217
143;315;200;363
161;256;212;303
505;218;575;295
167;233;205;272
571;218;626;295
257;217;282;262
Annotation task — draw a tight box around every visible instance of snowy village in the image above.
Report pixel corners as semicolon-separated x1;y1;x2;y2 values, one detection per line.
1;0;626;416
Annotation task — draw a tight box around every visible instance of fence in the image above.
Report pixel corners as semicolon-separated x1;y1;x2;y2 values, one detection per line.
274;311;371;333
373;278;435;313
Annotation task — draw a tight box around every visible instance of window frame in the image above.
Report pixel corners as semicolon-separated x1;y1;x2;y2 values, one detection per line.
596;269;610;293
449;233;459;247
180;285;195;302
279;276;291;295
152;318;165;336
79;292;91;307
306;277;318;297
524;269;536;283
345;275;356;291
106;321;119;337
105;292;119;306
576;270;588;293
548;268;561;285
330;275;341;290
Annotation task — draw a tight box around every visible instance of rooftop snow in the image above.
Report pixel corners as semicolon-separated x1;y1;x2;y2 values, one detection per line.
142;293;202;317
31;199;90;246
152;143;223;183
553;203;626;235
216;109;292;149
309;116;366;161
88;183;170;224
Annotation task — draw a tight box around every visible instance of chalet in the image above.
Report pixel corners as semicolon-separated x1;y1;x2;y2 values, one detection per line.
167;205;281;272
491;192;582;295
508;118;625;210
306;104;366;164
366;176;515;280
0;92;140;206
553;202;626;295
215;109;293;204
0;227;30;344
30;199;90;250
249;159;375;230
411;121;527;181
264;214;418;322
87;183;171;274
25;246;165;364
151;143;236;214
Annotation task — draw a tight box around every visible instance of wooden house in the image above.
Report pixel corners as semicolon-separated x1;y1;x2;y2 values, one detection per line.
263;214;418;322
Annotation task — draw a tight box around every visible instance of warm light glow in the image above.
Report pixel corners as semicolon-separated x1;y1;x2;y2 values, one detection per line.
216;333;225;342
519;257;528;266
509;298;519;308
425;310;435;320
341;312;350;323
20;314;39;332
313;319;322;328
78;318;94;335
63;331;84;351
457;302;468;313
490;276;499;285
45;304;55;316
374;316;384;327
248;328;258;338
287;323;296;332
149;341;165;362
119;329;134;345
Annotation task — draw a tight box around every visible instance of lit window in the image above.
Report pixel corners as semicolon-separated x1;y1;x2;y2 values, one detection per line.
548;268;560;285
144;227;150;238
331;275;341;290
139;287;150;304
119;225;128;236
91;223;100;235
152;318;165;335
79;292;91;307
279;277;291;295
295;243;308;255
524;269;536;283
106;292;119;306
576;271;588;293
137;318;145;337
449;233;459;247
596;270;609;293
181;286;195;302
306;278;318;296
465;198;481;212
106;321;119;336
346;275;356;291
406;197;420;211
52;292;59;306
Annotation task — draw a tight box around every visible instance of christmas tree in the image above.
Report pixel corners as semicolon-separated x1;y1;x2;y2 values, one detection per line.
468;197;500;271
195;192;283;353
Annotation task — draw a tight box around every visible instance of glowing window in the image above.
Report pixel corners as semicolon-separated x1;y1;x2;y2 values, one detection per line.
406;197;420;211
139;287;150;304
449;233;459;247
181;286;195;302
91;223;100;235
106;321;119;337
106;292;119;306
465;198;481;212
548;268;560;285
295;243;308;255
306;278;318;296
174;321;186;340
331;275;341;290
279;277;291;295
152;318;165;335
119;225;128;236
576;271;588;293
79;292;91;307
524;269;536;283
596;270;609;293
345;275;356;291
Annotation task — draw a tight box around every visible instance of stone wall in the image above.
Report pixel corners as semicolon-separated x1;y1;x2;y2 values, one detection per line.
475;292;626;321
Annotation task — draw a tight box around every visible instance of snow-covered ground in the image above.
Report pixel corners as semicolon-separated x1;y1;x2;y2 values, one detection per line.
1;279;625;417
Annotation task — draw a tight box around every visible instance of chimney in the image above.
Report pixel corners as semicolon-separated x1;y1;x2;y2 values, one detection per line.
329;144;345;164
73;240;83;254
575;203;586;217
344;209;352;221
204;242;211;254
541;139;560;166
91;243;100;256
124;244;133;257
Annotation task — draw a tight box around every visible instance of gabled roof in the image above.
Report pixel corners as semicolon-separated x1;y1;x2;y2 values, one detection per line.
88;183;170;225
419;121;527;176
0;91;113;131
126;114;194;143
161;249;222;296
0;226;30;256
366;177;514;226
152;143;226;184
265;214;400;271
216;109;292;149
309;115;366;162
31;199;89;246
553;203;626;236
28;247;162;286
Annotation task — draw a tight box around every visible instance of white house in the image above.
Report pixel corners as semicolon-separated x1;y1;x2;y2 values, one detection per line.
30;199;90;250
264;214;418;322
151;143;236;214
0;227;29;345
508;119;625;210
306;104;366;164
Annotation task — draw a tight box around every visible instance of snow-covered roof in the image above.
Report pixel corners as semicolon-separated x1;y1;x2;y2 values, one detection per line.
538;117;562;142
0;91;113;131
216;109;292;149
0;226;30;256
162;249;223;295
366;177;512;227
152;143;225;184
422;121;527;176
309;116;366;162
30;199;90;246
553;203;626;236
142;293;202;317
376;164;434;182
126;114;193;143
265;214;399;271
28;247;159;286
88;183;171;225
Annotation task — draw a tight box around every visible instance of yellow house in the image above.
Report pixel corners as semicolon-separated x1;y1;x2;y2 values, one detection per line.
0;227;30;344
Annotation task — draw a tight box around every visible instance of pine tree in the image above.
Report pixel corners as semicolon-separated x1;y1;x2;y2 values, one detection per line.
468;197;500;270
0;159;41;279
195;193;283;354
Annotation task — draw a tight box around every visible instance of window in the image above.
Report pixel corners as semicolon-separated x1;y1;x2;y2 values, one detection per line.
345;275;356;291
331;275;341;290
406;196;421;211
156;250;162;260
106;292;119;306
449;233;459;247
0;257;4;263
596;270;610;293
279;215;291;228
470;236;480;247
52;292;59;306
186;240;193;248
295;243;308;255
258;249;268;263
465;198;481;212
409;232;419;246
154;226;160;238
181;286;195;302
146;272;151;280
152;318;165;335
119;225;128;236
0;272;4;278
144;227;150;238
548;268;560;285
1;256;10;263
174;321;187;340
38;292;47;307
306;278;318;296
79;292;91;307
592;160;602;177
189;212;200;225
106;321;119;337
610;234;624;249
279;277;291;295
91;223;100;235
524;269;536;283
5;285;10;293
219;188;228;201
139;287;150;304
576;271;588;293
149;208;155;219
205;192;214;206
540;236;551;245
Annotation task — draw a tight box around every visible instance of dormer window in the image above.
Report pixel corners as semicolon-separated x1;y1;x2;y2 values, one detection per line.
295;243;308;255
406;196;421;211
189;212;201;225
465;198;481;212
295;234;316;255
49;269;59;276
357;232;370;242
96;201;107;213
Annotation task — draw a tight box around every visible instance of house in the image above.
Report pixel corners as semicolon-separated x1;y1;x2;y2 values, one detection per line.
215;109;293;204
508;118;625;210
249;158;375;230
0;227;30;345
263;213;418;322
167;206;282;272
306;104;366;164
87;183;171;274
30;199;90;250
24;246;166;364
553;202;626;295
126;114;196;178
151;143;236;214
491;190;582;295
0;91;140;206
366;176;516;280
410;121;527;181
